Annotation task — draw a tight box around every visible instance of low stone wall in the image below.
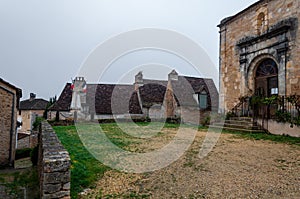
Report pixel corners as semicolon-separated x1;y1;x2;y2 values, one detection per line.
258;119;300;137
17;131;38;149
39;121;71;199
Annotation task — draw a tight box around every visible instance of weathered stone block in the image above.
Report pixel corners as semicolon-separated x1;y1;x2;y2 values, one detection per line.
43;171;70;184
44;183;62;194
63;182;70;190
43;191;70;199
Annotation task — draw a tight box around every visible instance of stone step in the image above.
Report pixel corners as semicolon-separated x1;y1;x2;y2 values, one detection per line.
208;125;265;133
213;123;262;130
225;120;254;126
229;117;253;122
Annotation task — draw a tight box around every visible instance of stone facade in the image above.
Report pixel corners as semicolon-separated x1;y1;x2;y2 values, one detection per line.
39;121;71;199
19;93;48;133
19;110;44;132
0;78;22;166
219;0;300;112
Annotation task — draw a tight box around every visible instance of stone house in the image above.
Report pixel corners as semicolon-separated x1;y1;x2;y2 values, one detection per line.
218;0;300;113
50;70;218;124
134;72;168;120
0;78;22;166
19;93;48;133
166;70;219;124
50;82;142;120
48;83;73;120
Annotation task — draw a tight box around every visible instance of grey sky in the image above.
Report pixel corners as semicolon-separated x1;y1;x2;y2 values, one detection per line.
0;0;257;100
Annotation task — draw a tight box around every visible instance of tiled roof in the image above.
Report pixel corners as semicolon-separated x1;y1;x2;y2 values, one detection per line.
17;132;30;140
143;79;168;87
51;75;219;114
20;98;49;110
87;84;142;114
171;76;218;109
138;79;168;108
49;83;72;111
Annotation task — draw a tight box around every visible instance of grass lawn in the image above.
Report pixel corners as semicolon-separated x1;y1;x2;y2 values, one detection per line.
53;122;181;198
53;122;300;198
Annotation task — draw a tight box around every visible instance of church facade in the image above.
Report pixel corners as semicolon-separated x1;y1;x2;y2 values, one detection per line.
218;0;300;112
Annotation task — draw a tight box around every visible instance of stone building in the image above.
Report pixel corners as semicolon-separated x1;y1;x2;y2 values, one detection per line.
218;0;300;112
19;93;48;133
50;71;218;124
0;78;22;166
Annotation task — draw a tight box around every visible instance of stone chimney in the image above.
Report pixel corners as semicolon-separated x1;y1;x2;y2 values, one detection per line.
29;93;36;101
168;70;178;81
134;71;144;90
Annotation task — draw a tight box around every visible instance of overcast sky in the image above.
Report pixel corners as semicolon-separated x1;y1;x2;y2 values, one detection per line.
0;0;257;100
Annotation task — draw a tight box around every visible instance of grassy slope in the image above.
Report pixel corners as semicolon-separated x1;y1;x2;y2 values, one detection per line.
53;125;109;198
53;123;300;198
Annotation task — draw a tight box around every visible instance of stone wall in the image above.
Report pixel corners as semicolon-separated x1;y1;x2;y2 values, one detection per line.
39;121;71;199
219;0;300;112
258;119;300;137
0;81;19;166
17;131;38;149
181;107;211;125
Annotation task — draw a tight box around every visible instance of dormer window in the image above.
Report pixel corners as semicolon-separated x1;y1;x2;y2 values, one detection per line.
198;90;208;109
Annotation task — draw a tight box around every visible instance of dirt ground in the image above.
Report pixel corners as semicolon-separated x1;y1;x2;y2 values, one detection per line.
81;128;300;199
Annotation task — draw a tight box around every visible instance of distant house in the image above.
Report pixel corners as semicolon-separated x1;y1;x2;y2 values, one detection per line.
50;70;218;124
165;70;219;124
0;78;22;166
19;93;48;133
48;83;73;120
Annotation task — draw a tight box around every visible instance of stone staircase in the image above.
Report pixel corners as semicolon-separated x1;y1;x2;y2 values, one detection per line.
209;117;266;133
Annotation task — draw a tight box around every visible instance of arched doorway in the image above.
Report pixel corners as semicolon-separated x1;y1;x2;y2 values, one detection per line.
255;58;278;97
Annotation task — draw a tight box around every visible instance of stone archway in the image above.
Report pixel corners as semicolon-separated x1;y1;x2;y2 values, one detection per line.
246;54;281;96
254;58;279;97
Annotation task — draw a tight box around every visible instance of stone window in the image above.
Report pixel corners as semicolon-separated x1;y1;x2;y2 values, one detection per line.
257;12;266;35
256;59;278;77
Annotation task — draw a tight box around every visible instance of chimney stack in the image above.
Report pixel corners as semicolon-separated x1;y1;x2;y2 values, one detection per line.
29;93;36;101
134;71;144;90
168;70;178;81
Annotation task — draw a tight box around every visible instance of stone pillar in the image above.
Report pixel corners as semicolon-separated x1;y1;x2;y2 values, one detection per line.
278;53;286;96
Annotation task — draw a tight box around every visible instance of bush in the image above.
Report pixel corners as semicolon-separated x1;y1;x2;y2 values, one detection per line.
15;148;32;160
30;146;39;166
32;117;44;130
201;116;211;126
166;117;181;124
275;110;291;123
225;112;235;120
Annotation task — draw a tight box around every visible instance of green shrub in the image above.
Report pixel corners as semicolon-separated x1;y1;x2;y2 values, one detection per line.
275;110;291;123
201;116;211;126
15;148;32;160
30;146;39;166
225;112;235;120
32;117;44;130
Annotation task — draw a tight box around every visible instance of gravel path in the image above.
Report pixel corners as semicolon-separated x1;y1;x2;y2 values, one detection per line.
81;130;300;199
